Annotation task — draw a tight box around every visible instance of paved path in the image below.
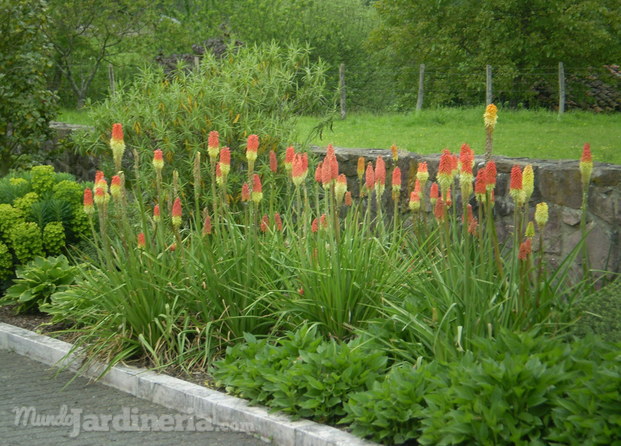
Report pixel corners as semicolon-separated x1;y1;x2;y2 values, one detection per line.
0;350;268;445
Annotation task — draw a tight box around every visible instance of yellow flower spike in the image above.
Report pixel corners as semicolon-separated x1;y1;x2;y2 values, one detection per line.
484;104;498;130
522;165;534;203
535;202;549;229
525;221;535;238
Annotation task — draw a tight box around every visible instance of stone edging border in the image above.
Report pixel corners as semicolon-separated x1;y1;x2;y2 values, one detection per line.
0;322;375;446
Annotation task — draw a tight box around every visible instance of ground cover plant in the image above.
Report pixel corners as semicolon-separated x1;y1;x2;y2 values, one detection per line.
27;104;618;444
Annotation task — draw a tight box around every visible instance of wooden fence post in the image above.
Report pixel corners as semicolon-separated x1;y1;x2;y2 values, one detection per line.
416;63;425;113
558;62;566;116
486;64;493;105
108;63;115;95
339;63;346;119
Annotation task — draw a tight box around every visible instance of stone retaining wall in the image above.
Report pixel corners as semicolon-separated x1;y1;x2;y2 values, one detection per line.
310;146;621;274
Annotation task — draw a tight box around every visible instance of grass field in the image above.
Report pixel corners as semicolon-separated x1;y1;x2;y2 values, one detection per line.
296;108;621;165
58;107;621;165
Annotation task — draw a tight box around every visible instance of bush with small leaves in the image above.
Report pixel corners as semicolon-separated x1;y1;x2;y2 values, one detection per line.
13;192;40;214
0;242;13;282
9;222;44;265
43;222;66;256
30;165;56;195
52;180;84;206
0;204;25;243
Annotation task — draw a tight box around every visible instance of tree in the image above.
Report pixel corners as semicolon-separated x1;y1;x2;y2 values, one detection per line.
369;0;621;107
0;0;58;175
44;0;164;107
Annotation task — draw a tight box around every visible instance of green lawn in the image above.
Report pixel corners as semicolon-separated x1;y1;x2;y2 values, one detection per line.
296;108;621;165
58;107;621;165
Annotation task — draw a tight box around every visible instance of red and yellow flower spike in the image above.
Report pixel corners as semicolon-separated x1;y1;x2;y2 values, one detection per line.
392;166;402;200
580;143;593;186
83;189;94;216
207;130;220;160
315;161;323;184
260;214;269;233
219;147;231;178
152;149;164;173
434;198;446;222
335;174;347;204
509;165;524;204
241;183;250;202
215;163;224;186
110;175;122;200
375;156;386;196
485;161;497;192
429;182;439;206
251;174;263;204
137;232;146;249
438;150;453;198
357;156;365;181
171;197;182;228
475;169;487;202
246;134;259;172
110;123;125;171
365;162;375;192
409;191;421;211
153;204;161;223
292;154;308;187
344;191;353;207
284;146;295;173
518;238;532;261
416;162;429;186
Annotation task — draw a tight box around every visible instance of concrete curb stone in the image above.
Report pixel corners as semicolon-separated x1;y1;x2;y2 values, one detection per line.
0;322;376;446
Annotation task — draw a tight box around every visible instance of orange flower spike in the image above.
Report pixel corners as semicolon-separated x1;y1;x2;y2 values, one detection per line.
319;213;329;230
207;131;220;160
274;213;283;231
390;144;399;162
468;216;478;235
269;150;278;173
215;163;224;186
110;123;125;169
475;169;487;202
451;154;459;177
153;204;161;223
260;214;269;233
94;186;108;207
365;162;375;191
301;154;309;180
409;191;421;211
416;162;429;186
241;183;250;202
153;149;164;173
392;166;402;192
321;158;332;189
434;198;446;222
292;154;306;187
110;175;122;200
326;144;335;159
357;156;365;181
284;146;295;173
246;134;259;163
518;238;532;261
335;174;347;204
580;143;593;186
437;151;453;197
94;170;106;190
485;161;497;191
83;189;94;215
311;217;319;233
171;197;182;228
251;174;263;204
430;182;439;205
344;191;353;207
375;156;386;197
329;153;339;181
445;189;452;207
202;214;212;235
315;161;323;184
219;147;231;177
460;144;474;175
137;233;146;249
510;165;524;203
